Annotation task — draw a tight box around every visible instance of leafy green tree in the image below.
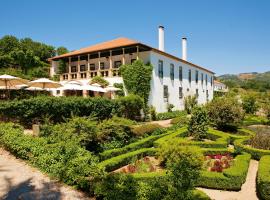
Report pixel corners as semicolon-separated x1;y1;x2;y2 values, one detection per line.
56;46;68;55
90;76;109;87
188;106;209;140
207;97;244;131
120;59;152;102
242;96;258;114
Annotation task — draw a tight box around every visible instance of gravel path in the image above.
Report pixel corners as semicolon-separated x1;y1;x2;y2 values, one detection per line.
0;148;91;200
198;160;259;200
150;119;172;127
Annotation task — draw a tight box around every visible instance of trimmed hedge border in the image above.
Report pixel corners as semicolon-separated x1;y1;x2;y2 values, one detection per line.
234;137;270;160
197;153;251;190
98;148;156;172
257;156;270;200
99;132;169;160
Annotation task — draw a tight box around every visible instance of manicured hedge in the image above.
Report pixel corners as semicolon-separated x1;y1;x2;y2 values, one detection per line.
234;137;270;160
197;153;251;190
257;156;270;200
156;110;186;120
98;148;156;172
0;123;101;191
0;96;117;127
99;132;169;160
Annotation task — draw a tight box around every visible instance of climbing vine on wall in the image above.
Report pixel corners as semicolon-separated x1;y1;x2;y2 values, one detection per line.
120;59;153;103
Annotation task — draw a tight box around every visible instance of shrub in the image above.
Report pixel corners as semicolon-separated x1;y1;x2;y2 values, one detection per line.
188;107;209;140
0;123;102;191
90;76;109;87
149;106;157;121
257;156;270;200
0;96;117;127
250;128;270;150
207;97;244;131
97;116;136;148
167;103;174;112
131;123;163;137
115;94;144;120
242;96;258;114
184;95;197;114
160;144;203;199
156;110;186;120
113;83;125;97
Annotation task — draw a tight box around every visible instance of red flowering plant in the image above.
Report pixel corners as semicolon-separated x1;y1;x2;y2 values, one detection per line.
204;153;234;172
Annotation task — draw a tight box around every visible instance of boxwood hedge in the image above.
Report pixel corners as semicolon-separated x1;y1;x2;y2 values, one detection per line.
257;156;270;200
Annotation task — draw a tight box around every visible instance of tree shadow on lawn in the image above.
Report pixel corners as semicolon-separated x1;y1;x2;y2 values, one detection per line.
2;176;62;200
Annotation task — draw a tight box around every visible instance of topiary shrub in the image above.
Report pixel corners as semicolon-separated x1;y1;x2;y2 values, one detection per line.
184;95;197;114
257;156;270;200
188;107;209;141
207;97;244;131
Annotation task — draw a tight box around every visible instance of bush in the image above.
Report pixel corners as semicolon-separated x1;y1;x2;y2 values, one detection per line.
250;128;270;150
97;116;136;149
242;96;258;114
131;123;163;137
115;94;144;120
113;83;125;97
167;103;174;112
207;97;244;131
0;96;117;127
188;107;209;140
257;156;270;200
184;95;197;114
90;76;109;87
149;106;157;121
156;110;186;120
0;123;102;191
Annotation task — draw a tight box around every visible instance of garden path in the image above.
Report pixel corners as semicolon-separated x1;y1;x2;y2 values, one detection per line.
198;160;259;200
0;148;92;200
150;119;172;127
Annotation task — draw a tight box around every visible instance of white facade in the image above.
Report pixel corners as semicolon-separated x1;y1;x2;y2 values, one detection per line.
148;51;214;113
214;81;228;92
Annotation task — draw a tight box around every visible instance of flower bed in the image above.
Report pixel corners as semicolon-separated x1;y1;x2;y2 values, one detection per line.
204;153;234;172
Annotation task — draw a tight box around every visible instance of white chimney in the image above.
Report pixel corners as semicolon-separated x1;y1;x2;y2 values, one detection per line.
158;26;164;51
182;37;187;61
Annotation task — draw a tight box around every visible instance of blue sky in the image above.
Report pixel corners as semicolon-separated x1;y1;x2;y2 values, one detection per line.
0;0;269;75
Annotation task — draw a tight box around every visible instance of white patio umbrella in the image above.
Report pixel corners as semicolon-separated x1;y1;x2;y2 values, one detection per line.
61;82;83;90
0;74;29;89
82;84;106;92
104;85;121;92
28;78;62;89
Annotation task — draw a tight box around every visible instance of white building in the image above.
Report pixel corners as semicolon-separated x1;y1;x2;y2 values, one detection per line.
49;26;214;113
214;80;228;92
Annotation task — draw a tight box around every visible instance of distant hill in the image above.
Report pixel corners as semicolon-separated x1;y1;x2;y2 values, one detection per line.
217;71;270;91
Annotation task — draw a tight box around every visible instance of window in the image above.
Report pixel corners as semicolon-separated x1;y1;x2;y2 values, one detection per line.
196;89;199;98
205;74;208;86
71;66;77;73
80;65;86;72
163;85;168;102
179;87;183;99
188;69;192;84
170;64;174;80
56;90;60;95
90;64;95;71
211;76;213;86
158;60;163;78
195;70;199;84
206;90;209;101
179;66;183;81
201;73;204;85
100;62;105;70
114;61;122;68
